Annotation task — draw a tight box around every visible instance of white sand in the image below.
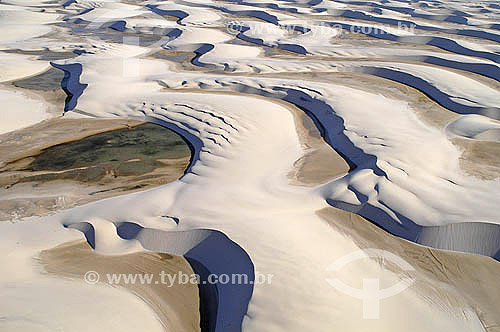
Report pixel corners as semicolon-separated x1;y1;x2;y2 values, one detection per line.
0;52;50;82
1;0;499;331
0;89;50;135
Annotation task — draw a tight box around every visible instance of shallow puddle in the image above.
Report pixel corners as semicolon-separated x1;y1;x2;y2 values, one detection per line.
0;122;192;220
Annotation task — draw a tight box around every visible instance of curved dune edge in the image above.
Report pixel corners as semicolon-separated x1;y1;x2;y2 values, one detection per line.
247;93;351;186
0;118;191;221
39;240;201;332
452;138;500;180
0;88;50;135
155;87;350;186
60;220;256;332
0;118;145;165
1;0;499;330
159;70;497;182
285;96;351;186
52;58;500;260
151;78;500;257
318;207;500;332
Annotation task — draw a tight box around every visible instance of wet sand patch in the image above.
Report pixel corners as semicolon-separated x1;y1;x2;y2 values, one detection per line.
2;49;76;61
453;138;500;180
13;67;65;91
288;109;350;186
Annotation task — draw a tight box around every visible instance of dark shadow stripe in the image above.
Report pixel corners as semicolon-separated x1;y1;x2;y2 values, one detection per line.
51;62;88;112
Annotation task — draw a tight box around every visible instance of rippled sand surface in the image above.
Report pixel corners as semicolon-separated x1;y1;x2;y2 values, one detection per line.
1;0;500;331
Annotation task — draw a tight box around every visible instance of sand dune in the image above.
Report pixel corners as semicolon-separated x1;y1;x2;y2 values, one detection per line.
1;0;500;330
40;240;201;332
